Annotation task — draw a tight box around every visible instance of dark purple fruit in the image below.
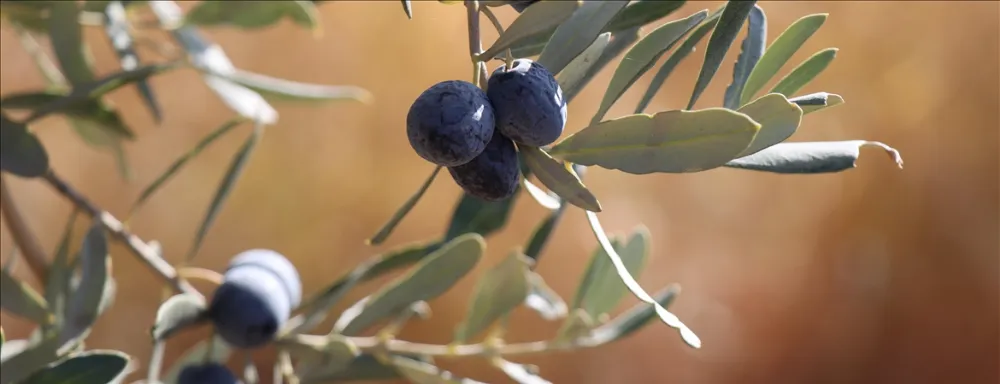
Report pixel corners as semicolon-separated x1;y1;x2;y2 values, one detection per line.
407;80;496;167
209;249;301;349
486;59;567;147
447;130;520;201
178;363;240;384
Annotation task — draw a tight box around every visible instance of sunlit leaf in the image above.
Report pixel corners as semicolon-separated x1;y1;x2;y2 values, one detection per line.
563;27;640;104
602;0;686;34
0;266;52;325
687;0;756;109
287;335;360;382
454;251;532;343
554;308;595;342
391;355;486;384
21;350;131;384
734;93;802;157
723;5;766;110
401;0;412;19
740;13;828;105
480;0;581;61
43;211;76;329
521;179;561;211
102;0;162;123
59;220;110;345
212;69;373;104
538;1;628;74
494;359;551;384
555;32;610;102
523;272;567;320
0;112;49;178
184;0;319;31
585;284;679;345
367;166;442;246
574;226;650;320
519;146;601;212
725;140;904;174
789;92;844;114
768;48;838;97
47;1;94;85
150;293;209;341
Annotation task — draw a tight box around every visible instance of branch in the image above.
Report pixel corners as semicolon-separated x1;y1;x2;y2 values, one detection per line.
41;170;202;299
285;333;603;360
465;0;488;88
0;175;51;284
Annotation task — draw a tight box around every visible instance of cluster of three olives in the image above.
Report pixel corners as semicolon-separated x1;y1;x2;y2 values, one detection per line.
407;59;567;201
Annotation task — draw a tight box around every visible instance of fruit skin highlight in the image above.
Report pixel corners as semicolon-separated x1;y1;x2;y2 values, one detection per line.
178;363;240;384
208;249;302;349
407;80;496;167
447;129;520;202
487;59;567;147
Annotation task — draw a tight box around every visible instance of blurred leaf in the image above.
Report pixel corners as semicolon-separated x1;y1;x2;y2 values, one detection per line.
549;108;760;174
185;122;264;262
151;294;209;341
592;9;708;124
521;179;561;211
59;220;110;345
0;267;51;325
635;6;723;113
212;69;373;104
687;0;756;110
522;204;568;261
298;354;413;383
570;235;622;310
0;327;4;348
584;211;700;348
401;0;412;19
128;118;245;219
563;27;640;104
725;141;904;174
21;350;131;384
44;210;78;330
479;0;581;61
524;272;567;320
602;0;686;33
586;285;679;345
519;146;601;212
0;339;29;363
554;308;595;342
102;0;162;123
723;5;766;110
3;91;138;141
740;13;828;106
243;353;259;384
161;335;232;384
494;359;551;384
184;0;319;31
789;92;844;114
769;48;838;96
391;355;486;384
555;32;610;102
445;189;520;241
340;234;484;336
0;2;50;33
537;1;628;74
0;327;83;384
47;1;95;85
454;251;532;343
574;227;650;319
289;335;360;382
734;93;803;157
367;166;442;246
0;112;49;178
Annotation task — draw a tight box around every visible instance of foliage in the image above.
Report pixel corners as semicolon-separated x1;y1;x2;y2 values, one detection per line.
0;1;902;383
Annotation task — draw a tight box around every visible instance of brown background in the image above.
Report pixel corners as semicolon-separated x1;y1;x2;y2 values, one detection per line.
1;1;997;383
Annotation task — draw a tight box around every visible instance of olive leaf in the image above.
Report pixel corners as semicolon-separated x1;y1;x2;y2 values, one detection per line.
688;0;757;110
519;146;601;212
521;179;561;211
584;284;680;345
454;251;532;343
537;1;628;75
445;189;520;241
723;5;767;110
563;27;640;105
184;0;320;31
734;93;803;157
287;335;362;382
789;92;844;114
769;48;838;97
725;141;904;174
480;0;581;61
554;308;595;342
210;69;373;104
367;166;442;246
150;294;209;341
102;0;162;123
602;0;687;34
391;355;486;384
43;211;76;330
548;108;760;175
0;112;49;178
555;32;610;102
494;359;551;384
573;226;650;320
0;267;52;325
20;350;131;384
47;1;94;86
401;0;413;19
59;220;111;346
740;13;828;105
524;272;567;321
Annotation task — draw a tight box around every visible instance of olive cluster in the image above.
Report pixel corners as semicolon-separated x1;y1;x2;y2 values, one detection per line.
406;59;567;201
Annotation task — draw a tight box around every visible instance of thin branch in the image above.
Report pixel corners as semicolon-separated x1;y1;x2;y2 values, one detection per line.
41;169;202;299
0;175;51;284
465;0;488;88
286;333;599;360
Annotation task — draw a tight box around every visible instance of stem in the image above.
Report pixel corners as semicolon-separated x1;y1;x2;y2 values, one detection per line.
41;170;202;299
465;0;488;88
286;334;599;359
0;175;51;284
480;6;514;70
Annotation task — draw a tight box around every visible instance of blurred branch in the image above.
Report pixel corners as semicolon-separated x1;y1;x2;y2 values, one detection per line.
465;0;488;88
0;175;51;284
41;169;202;299
288;332;609;360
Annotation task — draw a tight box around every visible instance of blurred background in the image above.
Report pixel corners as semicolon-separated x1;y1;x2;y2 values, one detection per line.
1;1;997;383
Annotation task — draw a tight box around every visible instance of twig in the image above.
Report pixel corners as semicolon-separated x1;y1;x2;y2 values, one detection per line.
41;169;202;299
465;1;488;88
0;175;51;284
287;333;600;359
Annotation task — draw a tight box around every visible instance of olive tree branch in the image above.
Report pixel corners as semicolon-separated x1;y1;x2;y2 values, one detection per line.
480;5;514;70
0;174;52;284
465;0;488;88
286;333;608;360
41;169;202;299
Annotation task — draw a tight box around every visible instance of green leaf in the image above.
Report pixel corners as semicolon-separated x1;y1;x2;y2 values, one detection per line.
768;48;838;97
635;6;723;113
723;5;766;110
151;294;209;341
59;220;110;345
47;1;94;85
0;327;4;348
563;27;641;104
734;93;802;157
161;335;232;384
586;284;680;345
287;336;361;382
592;9;708;124
537;1;628;75
789;92;844;114
0;267;52;325
0;335;60;384
602;0;686;34
401;0;412;19
296;354;410;383
102;0;162;123
21;350;131;384
570;235;623;310
725;141;904;174
445;190;520;241
128;118;245;219
43;211;76;329
524;272;567;321
2;92;137;141
366;166;442;246
519;146;601;212
549;108;760;174
574;227;650;320
213;69;373;104
555;32;610;102
184;0;319;31
585;211;699;348
523;204;566;261
454;251;532;343
0;2;50;33
494;359;551;384
479;0;581;61
0;112;49;178
687;0;756;110
340;233;484;336
186;122;263;262
521;179;561;211
554;308;595;342
391;355;485;384
740;13;828;106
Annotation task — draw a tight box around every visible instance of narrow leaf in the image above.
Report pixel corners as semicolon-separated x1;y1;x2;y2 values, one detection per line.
401;0;412;19
725;140;904;174
297;354;408;383
367;166;442;246
43;211;76;327
128;118;245;219
723;5;766;110
0;268;51;325
184;0;319;31
601;0;687;33
445;190;520;241
585;284;680;345
570;235;624;310
687;0;757;110
519;146;601;212
494;359;551;384
523;272;567;321
523;205;566;261
522;179;561;211
789;92;844;114
593;10;708;124
0;112;49;178
740;13;828;105
555;32;610;101
549;108;760;174
585;211;700;348
59;221;110;345
161;335;232;384
47;1;94;85
340;234;484;336
186;122;263;262
454;251;532;343
575;226;650;319
215;69;373;104
734;93;803;157
555;308;595;342
537;1;628;74
21;350;131;384
391;356;486;384
480;0;581;61
288;335;361;382
103;0;162;123
151;293;209;341
563;27;641;104
769;48;838;96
